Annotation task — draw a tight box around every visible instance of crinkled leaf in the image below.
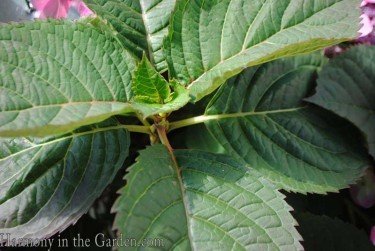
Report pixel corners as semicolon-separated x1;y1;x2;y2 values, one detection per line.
84;0;176;72
307;45;375;158
166;0;361;102
0;118;129;239
133;55;170;104
205;54;369;194
0;19;137;137
295;213;375;251
113;145;302;250
131;81;190;118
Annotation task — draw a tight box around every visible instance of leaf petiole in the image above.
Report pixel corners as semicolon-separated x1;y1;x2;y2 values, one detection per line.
121;124;152;134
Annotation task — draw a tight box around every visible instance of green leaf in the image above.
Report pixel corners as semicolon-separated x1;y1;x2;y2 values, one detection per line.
166;0;361;102
0;19;137;137
113;145;302;250
131;81;190;118
184;124;226;154
84;0;176;72
0;118;130;239
133;55;170;104
307;45;375;158
205;53;369;194
295;213;375;251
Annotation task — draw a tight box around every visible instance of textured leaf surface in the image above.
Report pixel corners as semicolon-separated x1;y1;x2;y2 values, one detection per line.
307;45;375;158
114;145;302;250
0;19;137;137
0;119;130;239
205;54;368;193
131;82;190;118
295;213;375;251
133;56;170;104
84;0;176;71
166;0;361;101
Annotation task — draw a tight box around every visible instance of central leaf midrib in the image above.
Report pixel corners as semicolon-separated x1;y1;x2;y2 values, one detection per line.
1;101;130;112
166;149;195;249
0;125;129;162
207;107;307;120
169;107;306;131
241;0;269;51
139;0;160;65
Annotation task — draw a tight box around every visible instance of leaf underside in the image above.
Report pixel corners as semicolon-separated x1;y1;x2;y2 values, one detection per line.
307;45;375;159
166;0;361;102
0;19;138;137
0;118;130;239
113;145;302;250
205;53;369;194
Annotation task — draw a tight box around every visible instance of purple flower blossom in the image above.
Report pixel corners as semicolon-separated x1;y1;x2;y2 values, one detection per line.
31;0;93;19
371;226;375;246
359;14;373;37
325;1;375;57
350;168;375;209
358;0;375;43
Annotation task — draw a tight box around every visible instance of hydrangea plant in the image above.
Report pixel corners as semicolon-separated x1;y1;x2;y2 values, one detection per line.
0;0;374;250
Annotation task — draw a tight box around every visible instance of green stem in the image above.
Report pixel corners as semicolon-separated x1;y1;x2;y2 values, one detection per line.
156;125;177;165
136;113;151;127
168;107;306;131
121;124;151;134
155;123;194;244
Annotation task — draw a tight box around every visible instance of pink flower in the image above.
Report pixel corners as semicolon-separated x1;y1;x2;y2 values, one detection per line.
73;1;93;17
350;168;375;208
358;0;375;43
371;227;375;246
31;0;93;19
362;0;375;7
359;14;374;37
